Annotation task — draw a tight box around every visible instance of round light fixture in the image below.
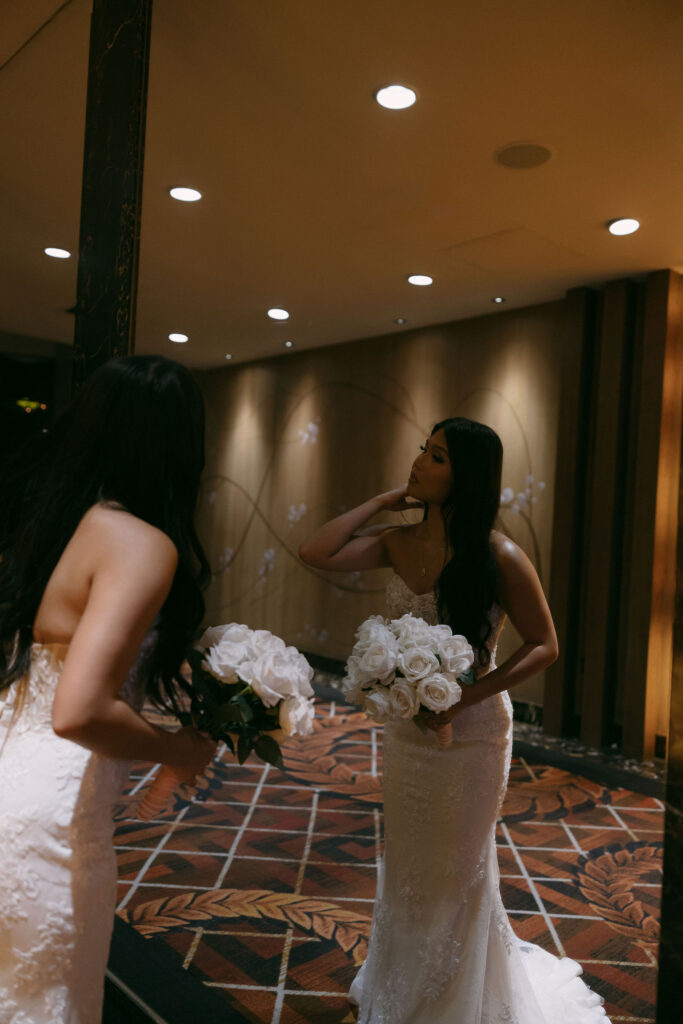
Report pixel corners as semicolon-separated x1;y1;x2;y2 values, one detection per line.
44;247;71;259
394;316;407;325
607;218;640;236
407;274;433;287
225;354;232;360
284;341;293;348
268;308;290;320
168;332;188;343
375;85;417;110
169;187;202;202
492;296;506;304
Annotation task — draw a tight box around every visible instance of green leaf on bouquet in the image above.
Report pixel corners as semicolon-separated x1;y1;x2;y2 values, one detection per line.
215;700;247;726
236;695;254;723
412;713;429;735
254;733;284;770
222;733;235;755
237;732;253;765
459;668;478;687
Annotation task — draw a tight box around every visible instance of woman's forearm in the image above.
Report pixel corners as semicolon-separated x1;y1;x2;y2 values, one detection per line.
461;641;558;711
53;697;184;766
299;495;386;564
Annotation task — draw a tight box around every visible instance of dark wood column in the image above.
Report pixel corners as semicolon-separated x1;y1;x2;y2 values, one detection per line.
72;0;153;389
543;287;599;738
547;272;682;759
621;271;683;758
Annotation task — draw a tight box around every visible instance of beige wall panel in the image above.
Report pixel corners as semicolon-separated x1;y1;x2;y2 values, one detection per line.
197;300;564;705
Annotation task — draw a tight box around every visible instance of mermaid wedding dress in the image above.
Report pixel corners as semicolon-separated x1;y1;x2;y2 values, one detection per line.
349;574;610;1024
0;643;140;1023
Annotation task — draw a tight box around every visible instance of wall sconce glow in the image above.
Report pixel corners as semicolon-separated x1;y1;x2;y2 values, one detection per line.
169;187;202;202
408;274;433;286
492;296;506;304
44;247;71;259
394;316;407;325
168;332;188;343
375;85;417;110
225;354;232;360
607;218;640;236
268;308;290;320
284;341;293;348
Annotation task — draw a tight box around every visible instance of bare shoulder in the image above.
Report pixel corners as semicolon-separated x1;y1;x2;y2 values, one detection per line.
490;530;535;579
80;504;178;577
380;523;413;553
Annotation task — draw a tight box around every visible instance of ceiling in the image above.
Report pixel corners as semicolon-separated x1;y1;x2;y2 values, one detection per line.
1;0;682;367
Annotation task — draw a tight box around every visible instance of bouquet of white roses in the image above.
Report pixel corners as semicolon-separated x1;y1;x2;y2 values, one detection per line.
138;623;315;819
342;613;476;747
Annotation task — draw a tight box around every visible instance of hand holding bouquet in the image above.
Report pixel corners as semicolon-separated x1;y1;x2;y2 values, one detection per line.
342;613;476;747
138;624;315;819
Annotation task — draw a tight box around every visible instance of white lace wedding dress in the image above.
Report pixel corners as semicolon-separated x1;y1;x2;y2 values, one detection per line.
349;574;610;1024
0;643;138;1024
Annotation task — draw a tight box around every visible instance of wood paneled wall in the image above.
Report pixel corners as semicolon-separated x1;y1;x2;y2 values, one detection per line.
544;271;682;758
196;301;563;707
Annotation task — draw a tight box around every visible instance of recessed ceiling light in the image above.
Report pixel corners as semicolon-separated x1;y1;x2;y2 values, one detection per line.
375;85;417;110
268;308;290;320
394;316;407;325
492;296;506;304
284;341;293;348
168;332;188;343
169;187;202;202
225;354;232;360
44;247;71;259
407;274;433;287
607;218;640;236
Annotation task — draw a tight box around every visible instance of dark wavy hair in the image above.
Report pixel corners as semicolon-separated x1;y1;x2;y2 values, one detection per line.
430;417;503;666
0;354;211;709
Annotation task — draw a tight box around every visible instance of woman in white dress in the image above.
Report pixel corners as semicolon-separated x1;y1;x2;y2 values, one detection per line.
299;417;610;1024
0;355;216;1023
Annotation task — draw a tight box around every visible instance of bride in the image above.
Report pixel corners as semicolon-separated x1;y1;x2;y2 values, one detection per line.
0;355;216;1023
299;416;609;1024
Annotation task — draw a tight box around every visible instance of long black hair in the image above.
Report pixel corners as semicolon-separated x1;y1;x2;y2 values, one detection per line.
0;354;211;708
431;417;503;666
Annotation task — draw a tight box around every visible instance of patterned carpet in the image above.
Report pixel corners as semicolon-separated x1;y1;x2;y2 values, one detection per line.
113;701;663;1024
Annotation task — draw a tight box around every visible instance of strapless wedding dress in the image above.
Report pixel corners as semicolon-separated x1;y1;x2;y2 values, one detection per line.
0;643;138;1024
349;574;610;1024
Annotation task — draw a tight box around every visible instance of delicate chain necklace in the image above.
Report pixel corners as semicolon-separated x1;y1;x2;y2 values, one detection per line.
415;529;445;577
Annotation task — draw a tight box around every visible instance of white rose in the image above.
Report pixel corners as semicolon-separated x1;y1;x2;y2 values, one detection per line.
389;679;420;719
283;646;315;697
202;638;251;682
357;633;398;680
354;615;388;652
438;634;474;677
396;645;439;683
200;623;251;648
249;629;286;659
250;648;313;707
425;624;453;652
363;686;393;723
416;672;462;713
342;654;373;702
278;695;315;737
390;614;433;648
